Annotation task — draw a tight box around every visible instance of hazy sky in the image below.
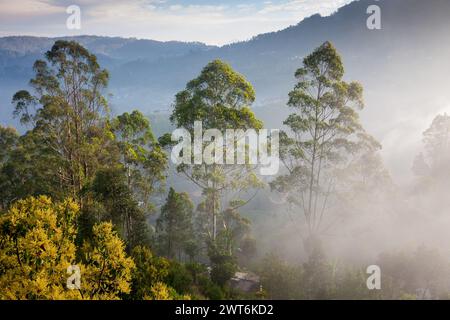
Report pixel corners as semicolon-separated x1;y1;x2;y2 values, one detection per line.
0;0;355;45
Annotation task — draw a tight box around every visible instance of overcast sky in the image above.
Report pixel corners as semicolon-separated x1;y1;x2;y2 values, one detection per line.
0;0;355;45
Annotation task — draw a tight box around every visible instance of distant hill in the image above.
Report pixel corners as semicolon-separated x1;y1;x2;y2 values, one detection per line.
0;36;214;117
1;0;450;181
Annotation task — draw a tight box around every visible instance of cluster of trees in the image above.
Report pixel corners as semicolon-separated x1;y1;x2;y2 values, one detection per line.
1;39;448;300
0;40;263;299
258;246;450;300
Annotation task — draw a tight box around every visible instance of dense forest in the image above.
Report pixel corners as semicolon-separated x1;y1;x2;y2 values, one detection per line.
1;39;450;300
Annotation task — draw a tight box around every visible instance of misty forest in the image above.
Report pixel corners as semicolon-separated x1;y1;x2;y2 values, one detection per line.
1;0;450;300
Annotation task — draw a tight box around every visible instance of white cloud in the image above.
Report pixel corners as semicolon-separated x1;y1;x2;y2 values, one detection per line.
169;5;183;11
0;0;357;45
259;0;354;16
0;0;63;17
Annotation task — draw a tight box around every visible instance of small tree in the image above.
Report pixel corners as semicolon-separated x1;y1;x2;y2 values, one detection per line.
0;126;19;210
87;168;151;250
80;222;135;299
156;188;195;260
129;245;171;300
0;126;18;165
112;110;167;212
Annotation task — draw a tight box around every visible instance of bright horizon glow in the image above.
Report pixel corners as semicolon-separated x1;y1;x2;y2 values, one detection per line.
0;0;356;46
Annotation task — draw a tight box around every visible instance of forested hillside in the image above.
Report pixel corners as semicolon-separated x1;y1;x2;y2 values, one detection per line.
2;0;450;301
2;36;450;300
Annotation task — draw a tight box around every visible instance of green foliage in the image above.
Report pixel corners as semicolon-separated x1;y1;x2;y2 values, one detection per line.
0;41;174;301
376;247;450;299
88;168;151;249
258;254;303;300
12;40;116;200
208;242;237;288
112;110;167;212
258;246;450;300
170;59;263;246
166;261;194;294
6;41;166;251
197;274;225;300
0;126;18;165
271;41;384;241
236;236;257;267
301;244;335;299
0;126;19;209
335;267;382;300
170;59;260;131
80;222;135;299
169;59;264;289
0;129;66;208
156;188;196;260
3;39;447;302
129;245;170;299
129;246;193;300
